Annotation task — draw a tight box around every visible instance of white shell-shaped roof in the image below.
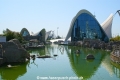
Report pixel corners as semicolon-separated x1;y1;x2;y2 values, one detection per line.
101;14;113;38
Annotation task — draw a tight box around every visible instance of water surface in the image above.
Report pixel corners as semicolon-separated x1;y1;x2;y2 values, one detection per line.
0;44;120;80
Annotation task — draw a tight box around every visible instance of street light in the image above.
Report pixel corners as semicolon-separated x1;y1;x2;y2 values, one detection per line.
57;27;59;38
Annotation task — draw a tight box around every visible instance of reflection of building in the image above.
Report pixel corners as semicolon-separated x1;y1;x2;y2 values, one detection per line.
102;54;120;78
101;54;114;76
65;46;106;80
20;28;51;42
65;9;113;42
110;62;120;78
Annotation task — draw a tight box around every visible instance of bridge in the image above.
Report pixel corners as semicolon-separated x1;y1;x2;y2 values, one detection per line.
49;38;71;43
49;39;65;43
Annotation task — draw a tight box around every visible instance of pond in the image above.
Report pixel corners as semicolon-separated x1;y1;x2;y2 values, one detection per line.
0;44;120;80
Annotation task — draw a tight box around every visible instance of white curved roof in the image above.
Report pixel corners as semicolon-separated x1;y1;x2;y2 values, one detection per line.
32;30;51;41
32;31;41;36
45;31;51;41
101;14;113;38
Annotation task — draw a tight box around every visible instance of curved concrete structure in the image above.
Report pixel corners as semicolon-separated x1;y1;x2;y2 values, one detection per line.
32;30;42;36
101;14;113;38
65;9;113;42
45;31;51;41
20;28;51;42
33;30;51;42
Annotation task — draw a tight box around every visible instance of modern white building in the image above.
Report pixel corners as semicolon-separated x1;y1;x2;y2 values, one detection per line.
101;14;113;39
20;28;52;42
45;31;52;41
65;9;113;42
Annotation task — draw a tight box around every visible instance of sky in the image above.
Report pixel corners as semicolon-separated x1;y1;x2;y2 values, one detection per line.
0;0;120;37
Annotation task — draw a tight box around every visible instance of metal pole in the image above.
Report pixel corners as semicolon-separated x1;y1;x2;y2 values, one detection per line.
57;27;58;37
57;27;59;38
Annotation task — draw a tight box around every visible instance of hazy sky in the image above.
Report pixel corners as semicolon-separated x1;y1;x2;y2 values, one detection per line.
0;0;120;37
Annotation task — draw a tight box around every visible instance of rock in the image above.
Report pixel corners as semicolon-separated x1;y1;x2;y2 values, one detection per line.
0;39;30;65
30;55;35;58
53;54;58;57
7;64;17;68
37;55;51;58
86;54;95;59
106;44;112;51
30;55;35;60
76;50;80;54
7;64;12;68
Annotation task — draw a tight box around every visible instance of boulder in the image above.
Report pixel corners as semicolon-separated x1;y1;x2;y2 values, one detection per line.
37;55;51;58
0;39;30;64
86;54;95;59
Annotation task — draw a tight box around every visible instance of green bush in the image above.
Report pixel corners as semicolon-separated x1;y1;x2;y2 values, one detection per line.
110;35;120;41
3;28;24;43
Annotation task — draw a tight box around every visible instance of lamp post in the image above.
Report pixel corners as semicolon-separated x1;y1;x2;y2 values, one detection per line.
57;27;59;38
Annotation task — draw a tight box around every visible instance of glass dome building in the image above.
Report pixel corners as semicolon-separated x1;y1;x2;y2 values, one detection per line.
20;28;30;37
65;9;113;42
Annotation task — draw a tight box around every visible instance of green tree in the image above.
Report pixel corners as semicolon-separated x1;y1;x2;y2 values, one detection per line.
110;35;120;41
3;28;24;43
14;32;24;43
56;35;61;39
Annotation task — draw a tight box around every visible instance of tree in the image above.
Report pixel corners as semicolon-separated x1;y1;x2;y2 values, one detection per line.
14;32;24;43
56;35;61;39
110;35;120;41
3;28;24;43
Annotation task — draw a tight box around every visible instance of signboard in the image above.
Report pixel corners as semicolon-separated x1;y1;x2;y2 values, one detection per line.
0;36;6;42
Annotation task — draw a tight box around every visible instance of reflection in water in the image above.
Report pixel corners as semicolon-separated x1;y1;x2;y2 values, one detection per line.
28;45;120;80
30;58;38;67
101;54;114;76
28;44;57;56
28;44;63;58
0;44;120;80
58;45;65;54
101;52;120;79
111;61;120;78
0;62;28;80
65;46;107;80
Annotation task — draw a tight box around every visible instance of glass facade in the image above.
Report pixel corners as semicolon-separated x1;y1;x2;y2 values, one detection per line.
71;13;109;42
22;31;29;36
20;28;30;37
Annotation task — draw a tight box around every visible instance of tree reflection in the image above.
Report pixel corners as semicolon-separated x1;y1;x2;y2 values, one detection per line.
0;62;29;80
111;61;120;78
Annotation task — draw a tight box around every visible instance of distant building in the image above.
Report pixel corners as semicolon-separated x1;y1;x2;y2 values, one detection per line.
0;36;6;42
20;28;51;42
20;28;30;37
45;31;52;40
65;9;113;42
